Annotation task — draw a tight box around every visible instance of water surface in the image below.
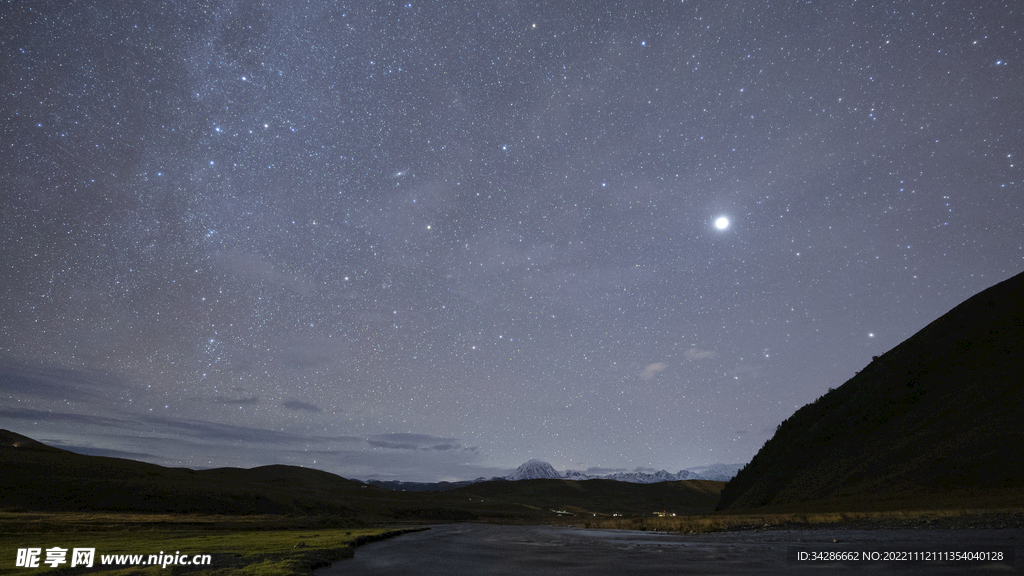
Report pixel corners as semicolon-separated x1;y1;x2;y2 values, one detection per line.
315;523;1019;575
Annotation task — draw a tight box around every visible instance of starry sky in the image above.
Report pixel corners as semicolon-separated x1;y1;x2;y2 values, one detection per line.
2;0;1021;482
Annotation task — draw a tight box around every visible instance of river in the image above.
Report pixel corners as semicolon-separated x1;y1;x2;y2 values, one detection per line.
315;523;1019;575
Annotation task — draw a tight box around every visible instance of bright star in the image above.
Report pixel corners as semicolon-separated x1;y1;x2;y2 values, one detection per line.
714;216;729;230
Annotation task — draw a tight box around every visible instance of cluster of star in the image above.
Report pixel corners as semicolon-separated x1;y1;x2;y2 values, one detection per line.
0;0;1019;480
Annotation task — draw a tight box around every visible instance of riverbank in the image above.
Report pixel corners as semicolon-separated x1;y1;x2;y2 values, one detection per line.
0;512;425;576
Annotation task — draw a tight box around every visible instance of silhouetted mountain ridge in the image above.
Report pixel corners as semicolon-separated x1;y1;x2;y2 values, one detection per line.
364;460;742;491
2;430;724;519
718;271;1024;512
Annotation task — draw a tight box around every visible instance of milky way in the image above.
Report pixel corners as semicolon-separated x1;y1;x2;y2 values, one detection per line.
2;1;1021;481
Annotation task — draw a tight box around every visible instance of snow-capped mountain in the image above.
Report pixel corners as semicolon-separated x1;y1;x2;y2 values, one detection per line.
602;471;668;483
562;470;592;481
366;461;744;491
536;462;742;483
566;469;695;483
506;459;562;480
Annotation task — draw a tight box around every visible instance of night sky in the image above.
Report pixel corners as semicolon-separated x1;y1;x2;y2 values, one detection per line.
2;1;1021;482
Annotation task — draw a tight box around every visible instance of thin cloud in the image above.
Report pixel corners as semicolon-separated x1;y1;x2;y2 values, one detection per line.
215;395;259;405
281;400;322;412
0;358;128;401
0;407;132;429
365;433;476;452
640;362;668;380
137;416;308;444
684;347;717;360
52;444;160;461
367;438;420;450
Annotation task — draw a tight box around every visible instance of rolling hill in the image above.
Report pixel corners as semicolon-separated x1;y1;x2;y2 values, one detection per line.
1;429;724;521
717;271;1024;512
1;428;388;517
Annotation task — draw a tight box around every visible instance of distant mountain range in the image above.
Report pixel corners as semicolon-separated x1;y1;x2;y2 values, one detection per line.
1;429;725;519
564;462;743;483
366;459;743;491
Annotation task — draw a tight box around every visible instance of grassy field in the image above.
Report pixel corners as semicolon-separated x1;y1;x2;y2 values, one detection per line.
4;506;1022;575
570;507;1024;534
0;512;419;575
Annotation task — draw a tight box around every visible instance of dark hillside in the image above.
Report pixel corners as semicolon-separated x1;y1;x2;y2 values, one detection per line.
1;429;372;515
2;430;721;520
718;271;1024;512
